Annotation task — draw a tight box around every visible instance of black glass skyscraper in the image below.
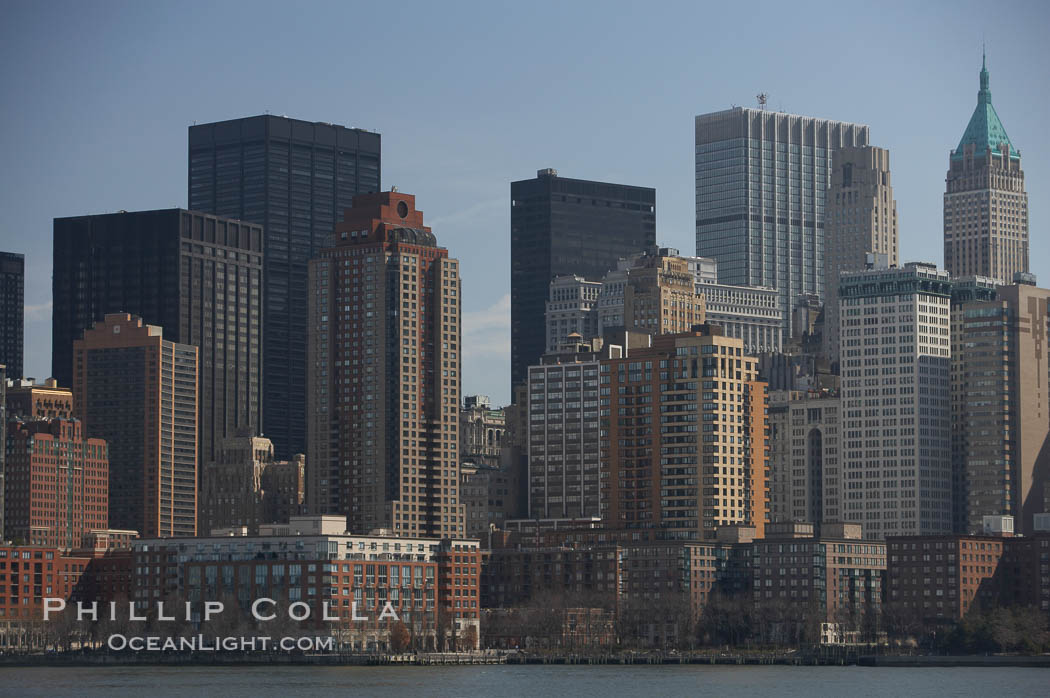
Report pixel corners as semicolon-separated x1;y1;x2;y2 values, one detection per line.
188;115;380;457
53;209;263;470
0;252;24;380
510;169;655;391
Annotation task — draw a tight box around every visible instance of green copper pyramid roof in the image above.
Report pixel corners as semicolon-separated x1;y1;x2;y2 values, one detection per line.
952;54;1019;161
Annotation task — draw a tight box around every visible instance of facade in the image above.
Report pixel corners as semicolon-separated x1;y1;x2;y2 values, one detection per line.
0;366;4;540
886;534;1005;621
698;278;782;354
460;395;505;470
460;462;519;539
189;115;381;459
5;378;75;420
839;263;953;538
752;523;884;634
545;275;601;353
131;517;480;650
510;168;655;391
52;209;262;469
73;314;199;537
603;328;769;540
0;252;24;380
943;57;1028;284
527;347;606;520
1000;529;1050;612
823;146;899;366
0;546;93;648
951;280;1050;534
4;419;108;548
307;192;462;538
695;108;869;338
199;434;305;534
766;390;841;526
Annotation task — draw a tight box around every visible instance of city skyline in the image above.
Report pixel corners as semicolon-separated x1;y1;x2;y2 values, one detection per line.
1;1;1049;406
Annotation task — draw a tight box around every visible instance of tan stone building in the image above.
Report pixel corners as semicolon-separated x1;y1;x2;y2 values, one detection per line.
460;395;504;470
200;433;305;534
307;191;463;537
823;146;899;367
943;56;1028;284
767;390;841;526
596;247;705;337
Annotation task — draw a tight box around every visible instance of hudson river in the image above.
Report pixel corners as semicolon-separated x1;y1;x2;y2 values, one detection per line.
1;665;1047;696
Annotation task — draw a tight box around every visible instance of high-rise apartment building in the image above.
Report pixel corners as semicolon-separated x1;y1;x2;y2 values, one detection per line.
307;191;462;538
766;390;841;526
53;210;262;468
839;263;953;538
511;168;655;390
823;146;899;366
4;418;109;547
73;314;199;537
189;115;381;458
0;365;5;541
0;252;24;379
951;280;1050;535
943;56;1028;284
695;108;869;337
603;328;769;540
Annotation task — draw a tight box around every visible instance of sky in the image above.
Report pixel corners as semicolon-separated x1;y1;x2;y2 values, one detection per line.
1;0;1048;407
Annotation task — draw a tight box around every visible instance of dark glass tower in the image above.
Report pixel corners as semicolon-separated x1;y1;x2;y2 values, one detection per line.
52;209;263;470
188;115;381;457
510;169;655;391
0;251;25;380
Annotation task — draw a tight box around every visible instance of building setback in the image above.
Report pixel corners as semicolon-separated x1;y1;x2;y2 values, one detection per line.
0;252;24;380
823;146;899;367
511;168;655;391
52;209;262;470
307;192;462;538
73;314;199;537
189;115;380;459
839;263;953;538
943;56;1028;284
4;418;108;548
695;108;868;338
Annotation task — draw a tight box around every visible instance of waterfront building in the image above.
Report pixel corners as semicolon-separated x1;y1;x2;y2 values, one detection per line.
131;516;480;650
943;56;1028;284
189;115;380;458
73;314;199;537
511;168;655;391
823;146;899;367
695;108;868;338
839;263;953;538
307;192;462;538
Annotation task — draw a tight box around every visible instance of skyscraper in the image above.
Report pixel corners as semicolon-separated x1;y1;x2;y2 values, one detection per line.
943;55;1028;284
695;108;869;338
511;168;655;391
951;279;1050;535
53;209;263;469
0;252;24;380
839;263;953;538
189;115;381;458
823;146;899;366
307;191;462;538
73;314;199;537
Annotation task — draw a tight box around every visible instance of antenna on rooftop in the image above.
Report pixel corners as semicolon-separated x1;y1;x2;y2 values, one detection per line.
757;93;768;110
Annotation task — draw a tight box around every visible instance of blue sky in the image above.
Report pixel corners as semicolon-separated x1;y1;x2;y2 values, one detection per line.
2;0;1047;406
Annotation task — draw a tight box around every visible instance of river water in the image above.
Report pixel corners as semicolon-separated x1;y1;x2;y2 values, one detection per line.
0;664;1047;697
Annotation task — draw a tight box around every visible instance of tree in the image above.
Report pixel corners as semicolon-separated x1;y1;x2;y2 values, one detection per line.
461;625;478;651
390;621;411;653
